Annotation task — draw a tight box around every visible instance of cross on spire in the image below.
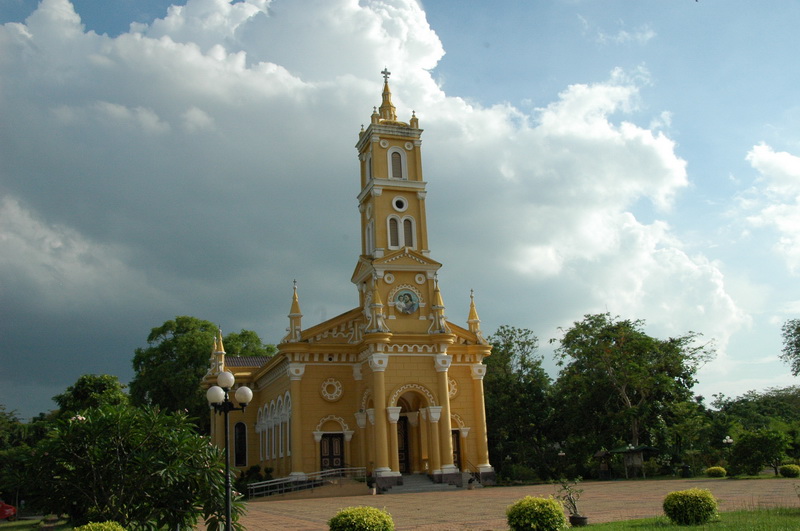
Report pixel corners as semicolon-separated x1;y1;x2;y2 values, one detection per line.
381;67;391;82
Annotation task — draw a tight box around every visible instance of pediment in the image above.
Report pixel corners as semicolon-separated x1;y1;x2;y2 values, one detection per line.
376;247;442;268
300;307;364;344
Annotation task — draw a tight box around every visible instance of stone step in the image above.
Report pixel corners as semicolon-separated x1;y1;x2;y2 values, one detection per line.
383;474;460;494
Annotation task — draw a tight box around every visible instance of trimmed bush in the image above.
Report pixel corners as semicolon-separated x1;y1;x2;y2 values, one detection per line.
705;466;727;478
73;523;126;531
779;464;800;478
663;488;718;525
328;506;394;531
506;496;568;531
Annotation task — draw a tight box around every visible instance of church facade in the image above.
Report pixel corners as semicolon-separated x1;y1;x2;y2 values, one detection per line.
203;72;495;490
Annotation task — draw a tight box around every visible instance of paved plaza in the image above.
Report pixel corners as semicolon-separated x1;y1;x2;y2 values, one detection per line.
237;477;799;530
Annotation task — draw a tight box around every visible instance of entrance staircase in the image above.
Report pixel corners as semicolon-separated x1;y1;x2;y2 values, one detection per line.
382;472;482;494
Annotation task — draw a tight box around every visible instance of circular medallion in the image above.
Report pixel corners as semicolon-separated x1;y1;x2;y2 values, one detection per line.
394;289;419;315
449;378;458;398
320;378;343;402
383;273;395;284
404;142;413;151
415;274;426;285
380;139;389;148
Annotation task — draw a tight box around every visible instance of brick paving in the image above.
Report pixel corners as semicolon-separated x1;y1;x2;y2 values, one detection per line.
237;477;800;530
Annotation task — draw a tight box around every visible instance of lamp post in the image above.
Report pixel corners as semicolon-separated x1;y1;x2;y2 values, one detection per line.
722;435;733;464
206;371;253;531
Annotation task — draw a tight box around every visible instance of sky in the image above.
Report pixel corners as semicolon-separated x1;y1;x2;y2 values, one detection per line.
2;0;800;421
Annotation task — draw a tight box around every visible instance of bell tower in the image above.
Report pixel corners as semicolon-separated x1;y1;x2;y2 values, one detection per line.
352;69;445;334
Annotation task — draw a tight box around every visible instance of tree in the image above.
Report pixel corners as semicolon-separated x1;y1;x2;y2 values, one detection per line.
729;429;789;476
485;326;554;480
53;374;129;416
25;404;243;529
781;319;800;375
553;313;714;448
129;316;273;433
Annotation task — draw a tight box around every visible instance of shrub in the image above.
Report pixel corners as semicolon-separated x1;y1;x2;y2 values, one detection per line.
506;496;568;531
328;506;394;531
779;464;800;478
73;523;126;531
663;488;718;525
705;466;727;478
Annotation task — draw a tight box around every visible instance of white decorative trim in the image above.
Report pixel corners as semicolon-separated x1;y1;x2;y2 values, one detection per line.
428;406;442;423
320;378;344;402
385;343;435;353
383;273;395;284
415;274;426;284
434;354;452;372
386;407;402;423
471;364;487;380
353;364;363;381
380;139;389;148
288;363;305;381
314;414;350;432
369;354;389;372
390;383;436;407
354;411;367;429
366;408;375;425
392;196;408;212
406;411;419;427
404;142;413;151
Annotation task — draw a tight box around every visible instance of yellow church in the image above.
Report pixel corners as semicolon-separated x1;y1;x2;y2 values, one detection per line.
203;70;495;492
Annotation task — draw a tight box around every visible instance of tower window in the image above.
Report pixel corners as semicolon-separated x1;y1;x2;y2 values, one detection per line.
387;216;415;250
389;218;400;247
387;147;408;180
234;422;247;467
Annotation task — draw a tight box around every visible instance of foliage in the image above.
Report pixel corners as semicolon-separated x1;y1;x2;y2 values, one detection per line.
729;429;789;475
553;313;714;448
779;464;800;477
662;488;718;525
53;374;128;416
73;523;126;531
129;316;273;433
781;319;800;376
506;496;568;531
327;506;394;531
713;386;800;428
235;465;273;493
24;404;243;528
485;326;554;480
705;466;727;477
554;477;583;516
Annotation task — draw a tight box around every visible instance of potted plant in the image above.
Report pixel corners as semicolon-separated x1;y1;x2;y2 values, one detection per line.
555;477;587;527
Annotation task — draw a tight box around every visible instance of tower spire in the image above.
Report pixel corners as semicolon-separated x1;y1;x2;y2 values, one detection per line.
467;289;487;344
284;280;303;342
378;67;398;122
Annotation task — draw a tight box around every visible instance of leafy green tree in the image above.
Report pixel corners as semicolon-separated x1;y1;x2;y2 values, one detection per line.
53;374;128;416
729;429;789;476
25;404;243;529
781;319;800;375
553;313;714;448
485;326;554;480
129;316;273;433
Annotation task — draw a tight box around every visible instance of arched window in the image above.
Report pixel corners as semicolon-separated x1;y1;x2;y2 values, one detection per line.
366;154;373;181
365;220;375;255
387;147;407;180
387;216;415;250
403;218;414;248
277;398;284;458
286;394;292;457
234;422;247;467
389;218;399;247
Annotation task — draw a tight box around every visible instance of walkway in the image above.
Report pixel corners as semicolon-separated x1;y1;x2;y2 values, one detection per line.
238;477;799;530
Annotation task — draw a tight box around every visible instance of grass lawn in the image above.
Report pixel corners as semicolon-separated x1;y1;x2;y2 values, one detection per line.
589;507;800;529
0;516;70;529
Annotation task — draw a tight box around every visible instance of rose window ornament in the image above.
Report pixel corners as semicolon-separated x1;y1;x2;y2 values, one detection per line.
320;377;344;402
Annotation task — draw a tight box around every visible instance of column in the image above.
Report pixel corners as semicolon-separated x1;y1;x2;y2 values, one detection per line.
370;353;390;475
427;406;442;474
434;354;456;472
288;363;306;478
387;407;402;472
471;364;492;469
366;408;376;474
355;410;367;470
407;412;421;473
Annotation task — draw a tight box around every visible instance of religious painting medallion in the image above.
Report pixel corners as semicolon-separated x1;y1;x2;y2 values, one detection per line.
394;289;419;315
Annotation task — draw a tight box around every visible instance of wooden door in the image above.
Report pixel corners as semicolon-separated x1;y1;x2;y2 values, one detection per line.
320;433;344;469
451;430;461;470
397;416;411;473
